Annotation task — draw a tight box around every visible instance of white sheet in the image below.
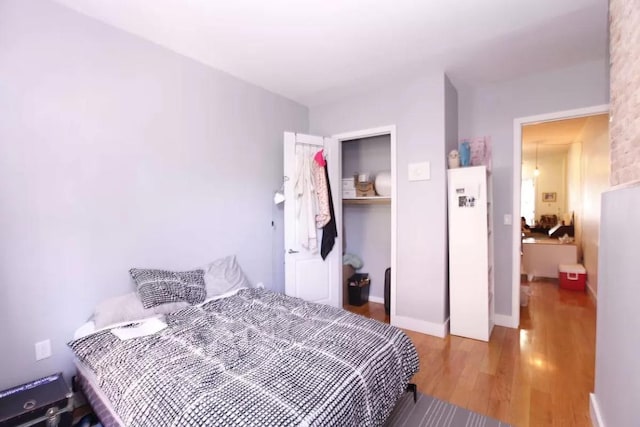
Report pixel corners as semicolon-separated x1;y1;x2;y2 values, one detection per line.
72;284;263;339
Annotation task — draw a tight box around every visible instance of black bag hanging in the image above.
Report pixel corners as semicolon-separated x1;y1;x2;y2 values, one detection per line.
320;160;337;260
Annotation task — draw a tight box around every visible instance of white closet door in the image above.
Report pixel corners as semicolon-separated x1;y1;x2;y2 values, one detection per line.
283;132;341;308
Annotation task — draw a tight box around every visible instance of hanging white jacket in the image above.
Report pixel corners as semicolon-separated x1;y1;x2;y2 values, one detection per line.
294;145;318;252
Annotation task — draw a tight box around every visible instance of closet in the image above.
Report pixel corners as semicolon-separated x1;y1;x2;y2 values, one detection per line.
340;134;391;307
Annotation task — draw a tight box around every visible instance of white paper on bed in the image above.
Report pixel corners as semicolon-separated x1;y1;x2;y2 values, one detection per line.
110;317;167;340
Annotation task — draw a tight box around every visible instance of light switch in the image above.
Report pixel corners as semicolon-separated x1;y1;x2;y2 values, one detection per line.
504;214;512;225
408;162;430;181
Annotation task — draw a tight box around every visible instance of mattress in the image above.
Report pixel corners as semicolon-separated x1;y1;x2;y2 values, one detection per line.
70;288;419;426
75;360;123;427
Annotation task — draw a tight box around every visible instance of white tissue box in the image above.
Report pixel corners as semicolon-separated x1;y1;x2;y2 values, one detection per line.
342;178;356;190
343;189;357;198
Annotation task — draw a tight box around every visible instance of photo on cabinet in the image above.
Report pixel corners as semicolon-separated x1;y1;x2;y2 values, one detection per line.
458;196;476;208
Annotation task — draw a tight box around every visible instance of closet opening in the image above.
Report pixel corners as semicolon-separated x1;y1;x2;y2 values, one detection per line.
332;126;397;325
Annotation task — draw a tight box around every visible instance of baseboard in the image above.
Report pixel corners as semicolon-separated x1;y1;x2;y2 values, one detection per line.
391;315;449;338
494;314;519;328
590;393;605;427
587;282;598;303
368;296;384;304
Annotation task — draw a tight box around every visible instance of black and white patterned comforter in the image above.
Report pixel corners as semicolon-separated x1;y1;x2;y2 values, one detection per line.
69;288;419;427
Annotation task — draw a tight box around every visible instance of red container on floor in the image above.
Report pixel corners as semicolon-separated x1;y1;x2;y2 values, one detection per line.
558;264;587;291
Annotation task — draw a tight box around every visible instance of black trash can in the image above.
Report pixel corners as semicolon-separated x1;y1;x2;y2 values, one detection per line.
384;267;391;315
348;273;370;306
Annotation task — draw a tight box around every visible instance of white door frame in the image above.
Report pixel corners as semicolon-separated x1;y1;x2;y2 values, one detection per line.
510;104;609;328
332;125;397;317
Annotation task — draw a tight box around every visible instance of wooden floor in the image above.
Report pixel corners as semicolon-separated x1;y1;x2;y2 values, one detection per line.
344;278;596;427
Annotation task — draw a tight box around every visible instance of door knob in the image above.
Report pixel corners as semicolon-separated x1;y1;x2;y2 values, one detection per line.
288;249;299;254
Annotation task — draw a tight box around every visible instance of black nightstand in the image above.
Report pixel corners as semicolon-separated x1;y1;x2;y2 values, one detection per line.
0;373;73;427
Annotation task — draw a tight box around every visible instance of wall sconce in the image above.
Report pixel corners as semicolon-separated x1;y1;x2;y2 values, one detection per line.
273;191;285;205
273;176;289;205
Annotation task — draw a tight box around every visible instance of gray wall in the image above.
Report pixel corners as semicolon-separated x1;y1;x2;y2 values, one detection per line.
311;72;450;327
342;136;391;300
0;0;308;389
458;59;608;317
594;183;640;426
444;76;459;156
443;76;458;319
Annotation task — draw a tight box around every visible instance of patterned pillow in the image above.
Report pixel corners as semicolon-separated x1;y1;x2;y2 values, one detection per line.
129;268;206;309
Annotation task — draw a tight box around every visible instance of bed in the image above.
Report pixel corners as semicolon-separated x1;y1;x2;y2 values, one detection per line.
69;287;419;427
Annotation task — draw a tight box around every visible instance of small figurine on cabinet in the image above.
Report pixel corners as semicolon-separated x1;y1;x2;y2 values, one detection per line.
459;141;471;166
448;149;460;169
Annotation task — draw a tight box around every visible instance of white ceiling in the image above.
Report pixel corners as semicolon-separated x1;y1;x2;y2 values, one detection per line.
52;0;608;106
521;114;608;158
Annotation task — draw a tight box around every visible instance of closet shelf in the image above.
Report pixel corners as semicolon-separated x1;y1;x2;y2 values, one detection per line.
343;197;391;205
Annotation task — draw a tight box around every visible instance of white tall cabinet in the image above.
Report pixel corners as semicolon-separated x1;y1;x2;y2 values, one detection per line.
447;166;494;342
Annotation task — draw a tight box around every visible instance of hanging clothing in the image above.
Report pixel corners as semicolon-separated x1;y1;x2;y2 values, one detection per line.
314;149;326;167
313;149;331;228
294;145;318;253
321;159;338;260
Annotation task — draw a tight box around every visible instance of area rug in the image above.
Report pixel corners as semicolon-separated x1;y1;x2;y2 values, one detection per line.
385;391;511;426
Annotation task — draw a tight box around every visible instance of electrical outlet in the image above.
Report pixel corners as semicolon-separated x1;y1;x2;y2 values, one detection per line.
35;339;51;361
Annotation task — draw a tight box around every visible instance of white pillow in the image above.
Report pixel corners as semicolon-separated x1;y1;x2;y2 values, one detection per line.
201;255;252;298
93;292;189;329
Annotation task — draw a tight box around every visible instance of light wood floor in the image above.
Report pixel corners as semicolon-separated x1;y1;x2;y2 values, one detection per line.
344;279;596;427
